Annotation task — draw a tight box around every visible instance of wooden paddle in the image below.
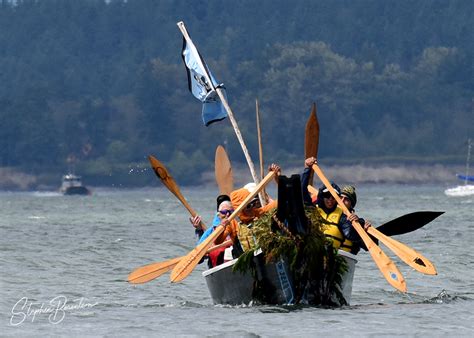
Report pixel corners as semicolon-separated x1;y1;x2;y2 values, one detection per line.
127;239;232;284
312;164;407;292
366;227;437;275
255;99;269;205
215;145;233;196
148;155;206;230
170;171;276;283
305;103;319;187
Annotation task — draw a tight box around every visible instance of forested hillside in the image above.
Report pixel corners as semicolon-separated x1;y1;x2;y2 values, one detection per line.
0;0;472;187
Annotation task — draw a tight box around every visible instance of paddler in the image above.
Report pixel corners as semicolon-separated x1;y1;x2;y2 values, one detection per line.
338;185;373;254
301;157;371;253
189;164;280;266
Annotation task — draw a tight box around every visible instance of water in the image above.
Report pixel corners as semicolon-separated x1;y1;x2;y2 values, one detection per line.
1;185;473;337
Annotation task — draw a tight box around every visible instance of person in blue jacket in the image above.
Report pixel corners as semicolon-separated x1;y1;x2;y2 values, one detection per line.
190;194;231;244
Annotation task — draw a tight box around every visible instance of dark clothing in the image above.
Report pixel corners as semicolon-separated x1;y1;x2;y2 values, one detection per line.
339;213;367;254
301;167;315;206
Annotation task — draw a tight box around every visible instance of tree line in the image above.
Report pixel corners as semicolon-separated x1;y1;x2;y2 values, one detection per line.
0;0;472;186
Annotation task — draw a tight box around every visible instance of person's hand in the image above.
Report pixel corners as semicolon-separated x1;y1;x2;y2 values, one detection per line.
189;215;202;230
268;163;281;174
305;157;317;168
221;218;230;228
348;213;359;223
363;221;372;231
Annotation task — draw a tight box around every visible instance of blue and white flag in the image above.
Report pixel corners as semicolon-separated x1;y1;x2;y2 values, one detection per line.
181;37;227;126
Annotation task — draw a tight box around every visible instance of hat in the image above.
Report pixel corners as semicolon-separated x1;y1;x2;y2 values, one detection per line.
318;182;341;195
341;185;357;207
243;182;257;193
216;194;231;211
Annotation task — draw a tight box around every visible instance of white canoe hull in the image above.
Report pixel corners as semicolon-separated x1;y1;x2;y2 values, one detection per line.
203;250;357;306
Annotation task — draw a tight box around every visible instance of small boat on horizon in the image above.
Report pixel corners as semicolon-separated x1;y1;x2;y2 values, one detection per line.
445;139;474;197
60;173;91;196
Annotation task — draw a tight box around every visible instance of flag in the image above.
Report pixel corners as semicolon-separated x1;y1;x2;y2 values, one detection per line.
181;37;227;126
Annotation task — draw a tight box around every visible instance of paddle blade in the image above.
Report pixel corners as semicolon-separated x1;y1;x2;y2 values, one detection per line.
368;228;437;275
376;211;444;236
215;145;233;195
170;226;225;283
148;154;205;229
148;155;179;191
305;103;319;187
128;256;183;284
365;241;408;292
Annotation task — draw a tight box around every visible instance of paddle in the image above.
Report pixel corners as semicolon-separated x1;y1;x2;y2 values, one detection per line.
148;155;206;230
376;211;444;236
366;226;437;275
305;103;319;187
255;99;269;205
127;239;232;284
170;171;276;283
312;164;407;292
215;145;233;196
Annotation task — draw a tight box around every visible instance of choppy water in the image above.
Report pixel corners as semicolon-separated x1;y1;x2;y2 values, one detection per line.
1;184;473;337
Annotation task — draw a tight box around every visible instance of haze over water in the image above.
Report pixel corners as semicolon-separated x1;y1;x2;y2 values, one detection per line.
1;184;472;337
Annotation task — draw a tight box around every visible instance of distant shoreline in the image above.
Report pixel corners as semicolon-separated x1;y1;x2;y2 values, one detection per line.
0;164;467;191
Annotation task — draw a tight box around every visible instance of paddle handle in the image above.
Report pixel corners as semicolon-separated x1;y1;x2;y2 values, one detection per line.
312;164;407;293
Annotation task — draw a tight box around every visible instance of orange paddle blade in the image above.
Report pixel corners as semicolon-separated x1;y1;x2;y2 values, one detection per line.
305;103;319;187
127;240;233;284
128;256;183;284
367;228;437;275
305;103;319;160
148;155;206;230
215;146;233;195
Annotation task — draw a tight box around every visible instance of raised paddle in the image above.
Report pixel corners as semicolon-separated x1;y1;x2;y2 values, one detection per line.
366;227;437;275
148;155;206;230
312;164;407;293
215;145;234;196
127;239;232;284
305;103;319;187
170;171;276;283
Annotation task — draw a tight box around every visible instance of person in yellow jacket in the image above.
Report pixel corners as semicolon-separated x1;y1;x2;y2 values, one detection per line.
302;157;371;254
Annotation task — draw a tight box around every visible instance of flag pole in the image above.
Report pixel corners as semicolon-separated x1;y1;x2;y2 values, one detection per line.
177;21;265;205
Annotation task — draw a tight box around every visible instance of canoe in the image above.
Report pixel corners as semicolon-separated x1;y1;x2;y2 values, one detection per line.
203;249;357;306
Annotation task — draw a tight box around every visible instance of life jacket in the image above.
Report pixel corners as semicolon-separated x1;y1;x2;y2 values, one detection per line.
316;205;354;252
237;222;257;251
